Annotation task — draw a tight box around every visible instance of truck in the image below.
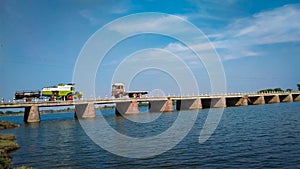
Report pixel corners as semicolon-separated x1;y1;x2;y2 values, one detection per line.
15;90;41;102
14;83;82;102
42;83;80;101
111;83;148;98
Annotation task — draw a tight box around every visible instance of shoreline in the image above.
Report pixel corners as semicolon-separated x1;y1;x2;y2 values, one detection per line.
0;121;31;169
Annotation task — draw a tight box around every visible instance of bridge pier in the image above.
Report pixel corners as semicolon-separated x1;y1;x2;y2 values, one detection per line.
176;98;202;110
212;97;226;108
75;103;96;119
115;100;139;115
149;98;174;112
264;95;280;104
226;97;248;107
201;97;226;108
24;106;40;123
292;94;300;101
248;96;265;105
279;94;293;102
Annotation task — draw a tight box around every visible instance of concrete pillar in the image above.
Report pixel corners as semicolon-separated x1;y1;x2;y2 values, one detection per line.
165;98;174;112
292;94;300;101
201;97;226;108
176;98;202;110
149;98;174;112
24;106;40;123
248;96;265;105
75;103;96;118
264;95;280;104
279;94;293;102
237;96;248;106
212;97;226;108
115;100;139;115
226;97;248;107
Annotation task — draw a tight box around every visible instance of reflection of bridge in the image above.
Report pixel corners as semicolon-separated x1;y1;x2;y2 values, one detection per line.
1;92;300;123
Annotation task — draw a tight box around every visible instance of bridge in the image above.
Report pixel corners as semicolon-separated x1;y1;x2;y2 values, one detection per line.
0;92;299;123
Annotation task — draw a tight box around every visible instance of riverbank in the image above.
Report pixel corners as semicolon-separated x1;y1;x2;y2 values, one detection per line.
0;121;31;169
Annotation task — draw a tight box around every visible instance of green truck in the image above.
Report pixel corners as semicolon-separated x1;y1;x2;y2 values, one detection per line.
42;83;82;101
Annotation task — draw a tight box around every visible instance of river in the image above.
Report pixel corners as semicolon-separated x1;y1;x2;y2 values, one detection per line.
0;102;299;168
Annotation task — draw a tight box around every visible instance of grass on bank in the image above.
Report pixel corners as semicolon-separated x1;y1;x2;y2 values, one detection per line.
0;120;32;169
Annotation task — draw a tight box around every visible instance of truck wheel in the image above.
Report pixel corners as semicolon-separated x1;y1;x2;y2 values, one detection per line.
66;94;73;100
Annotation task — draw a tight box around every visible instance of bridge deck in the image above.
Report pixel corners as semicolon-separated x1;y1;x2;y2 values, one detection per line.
1;92;299;109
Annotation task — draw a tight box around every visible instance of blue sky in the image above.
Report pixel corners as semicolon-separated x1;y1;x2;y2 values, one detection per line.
1;0;300;100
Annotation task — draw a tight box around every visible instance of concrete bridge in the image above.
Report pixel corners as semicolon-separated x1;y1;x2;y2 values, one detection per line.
0;92;299;123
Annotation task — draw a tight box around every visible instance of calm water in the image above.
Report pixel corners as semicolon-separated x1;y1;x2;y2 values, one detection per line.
1;102;300;168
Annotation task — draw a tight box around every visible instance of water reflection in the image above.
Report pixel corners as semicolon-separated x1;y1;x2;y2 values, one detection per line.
0;102;299;168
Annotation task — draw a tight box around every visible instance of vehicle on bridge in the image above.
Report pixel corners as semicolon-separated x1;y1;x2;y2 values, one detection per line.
112;83;148;98
42;83;82;101
14;83;82;102
15;90;41;102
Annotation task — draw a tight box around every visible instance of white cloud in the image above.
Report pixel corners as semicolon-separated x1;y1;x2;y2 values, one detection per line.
107;15;189;35
164;42;214;55
79;10;100;25
79;0;131;25
163;41;219;67
163;43;197;64
162;4;300;61
187;0;240;21
232;4;300;44
109;1;131;14
164;43;189;53
212;3;300;60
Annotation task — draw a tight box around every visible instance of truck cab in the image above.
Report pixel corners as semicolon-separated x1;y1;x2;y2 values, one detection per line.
111;83;125;98
111;83;148;98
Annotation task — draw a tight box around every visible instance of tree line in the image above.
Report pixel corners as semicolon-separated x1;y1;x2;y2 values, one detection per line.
258;84;300;93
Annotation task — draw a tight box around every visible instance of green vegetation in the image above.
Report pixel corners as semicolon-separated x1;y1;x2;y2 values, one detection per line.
0;135;19;152
0;149;11;169
0;121;18;130
274;88;284;92
0;111;25;116
258;88;284;93
138;102;149;107
0;121;19;169
0;121;31;169
258;84;300;93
